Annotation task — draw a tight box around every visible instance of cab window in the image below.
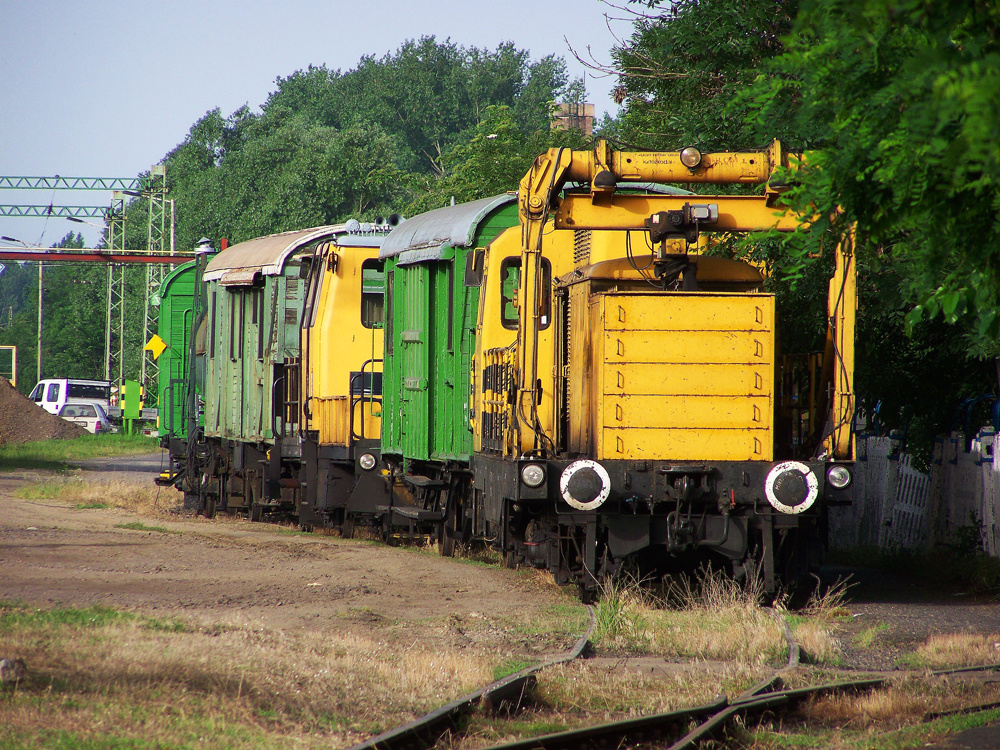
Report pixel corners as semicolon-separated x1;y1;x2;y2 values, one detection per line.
46;383;61;402
500;257;551;330
361;259;385;329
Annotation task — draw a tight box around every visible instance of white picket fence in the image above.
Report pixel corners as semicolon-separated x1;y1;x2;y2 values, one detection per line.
828;431;1000;554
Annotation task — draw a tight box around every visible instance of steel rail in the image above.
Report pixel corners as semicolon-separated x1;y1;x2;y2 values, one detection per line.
483;676;888;750
345;606;597;750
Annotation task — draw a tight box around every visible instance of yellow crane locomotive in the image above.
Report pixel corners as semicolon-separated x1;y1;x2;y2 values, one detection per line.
466;141;855;596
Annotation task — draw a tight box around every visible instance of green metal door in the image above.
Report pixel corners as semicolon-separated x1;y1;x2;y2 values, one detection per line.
400;264;431;460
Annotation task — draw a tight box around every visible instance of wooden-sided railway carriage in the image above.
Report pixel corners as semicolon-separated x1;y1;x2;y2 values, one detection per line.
159;222;396;522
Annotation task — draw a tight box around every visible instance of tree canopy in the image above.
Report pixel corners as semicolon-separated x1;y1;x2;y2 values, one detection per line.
143;37;586;252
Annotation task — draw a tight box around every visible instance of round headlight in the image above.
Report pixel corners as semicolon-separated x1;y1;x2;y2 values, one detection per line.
680;146;703;169
520;463;546;488
358;453;377;471
827;465;852;489
764;461;819;515
560;460;612;511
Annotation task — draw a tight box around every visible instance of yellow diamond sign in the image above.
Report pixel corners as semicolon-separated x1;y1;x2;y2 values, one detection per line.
143;334;167;360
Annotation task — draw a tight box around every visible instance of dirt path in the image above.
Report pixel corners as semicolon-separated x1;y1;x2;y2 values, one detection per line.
0;467;579;655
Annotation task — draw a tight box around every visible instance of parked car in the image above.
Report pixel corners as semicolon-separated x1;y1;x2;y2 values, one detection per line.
30;378;112;415
57;401;114;434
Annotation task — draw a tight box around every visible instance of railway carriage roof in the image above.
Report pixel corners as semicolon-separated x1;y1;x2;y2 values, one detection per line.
203;225;384;283
380;194;516;263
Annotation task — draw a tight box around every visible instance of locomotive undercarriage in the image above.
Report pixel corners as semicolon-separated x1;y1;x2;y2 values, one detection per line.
471;454;836;600
298;438;389;534
168;435;301;522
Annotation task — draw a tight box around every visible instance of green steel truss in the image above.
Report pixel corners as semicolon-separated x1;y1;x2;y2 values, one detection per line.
105;193;127;385
0;205;112;218
141;165;169;401
0;176;143;190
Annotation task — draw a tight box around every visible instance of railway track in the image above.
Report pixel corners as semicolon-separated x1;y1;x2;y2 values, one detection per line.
345;607;597;750
347;600;1000;750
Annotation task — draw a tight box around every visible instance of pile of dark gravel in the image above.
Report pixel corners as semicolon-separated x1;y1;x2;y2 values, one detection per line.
0;378;87;444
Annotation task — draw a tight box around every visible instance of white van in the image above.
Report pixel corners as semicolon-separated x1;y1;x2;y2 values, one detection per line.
29;378;112;416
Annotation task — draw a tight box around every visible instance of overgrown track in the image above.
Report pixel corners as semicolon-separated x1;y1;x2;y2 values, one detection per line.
344;607;597;750
348;587;1000;750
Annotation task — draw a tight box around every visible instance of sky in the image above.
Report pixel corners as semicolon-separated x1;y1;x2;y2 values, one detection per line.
0;0;632;249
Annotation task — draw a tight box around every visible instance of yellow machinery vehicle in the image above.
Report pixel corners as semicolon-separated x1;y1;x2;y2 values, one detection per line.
469;142;855;596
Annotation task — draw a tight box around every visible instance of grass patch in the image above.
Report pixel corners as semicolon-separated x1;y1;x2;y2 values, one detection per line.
492;658;538;681
534;658;769;717
0;433;161;470
0;601;495;749
0;602;187;633
915;632;1000;668
853;622;891;649
16;476;179;514
114;521;172;534
73;501;110;509
591;569;788;663
748;704;1000;749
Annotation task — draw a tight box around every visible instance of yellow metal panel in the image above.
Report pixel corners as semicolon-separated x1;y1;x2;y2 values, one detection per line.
603;395;772;429
600;427;772;461
604;294;773;332
606;330;773;365
554;195;801;232
313;396;350;441
305;244;383;447
604;363;771;397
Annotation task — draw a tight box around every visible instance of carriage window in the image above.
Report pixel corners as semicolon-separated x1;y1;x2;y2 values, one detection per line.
229;293;237;359
361;259;385;329
210;291;217;358
500;257;551;330
256;288;265;358
447;262;455;352
385;270;394;353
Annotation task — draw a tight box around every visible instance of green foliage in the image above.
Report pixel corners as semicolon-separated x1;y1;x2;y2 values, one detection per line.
153;37;578;252
748;0;1000;346
612;0;798;150
406;105;589;214
0;232;113;390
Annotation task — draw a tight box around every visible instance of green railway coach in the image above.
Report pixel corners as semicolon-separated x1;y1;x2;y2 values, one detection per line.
378;195;519;543
154;259;200;445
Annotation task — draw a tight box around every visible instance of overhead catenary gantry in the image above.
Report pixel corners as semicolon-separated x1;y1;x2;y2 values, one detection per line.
0;169;177;392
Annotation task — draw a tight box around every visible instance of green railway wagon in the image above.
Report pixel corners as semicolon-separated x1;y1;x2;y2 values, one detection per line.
380;194;518;466
198;227;343;516
155;259;200;444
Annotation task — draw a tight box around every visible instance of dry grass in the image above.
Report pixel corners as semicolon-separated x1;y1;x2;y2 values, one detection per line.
785;578;853;664
534;659;767;716
593;570;786;663
15;475;180;514
0;601;494;749
791;620;842;663
916;632;1000;668
800;674;1000;727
